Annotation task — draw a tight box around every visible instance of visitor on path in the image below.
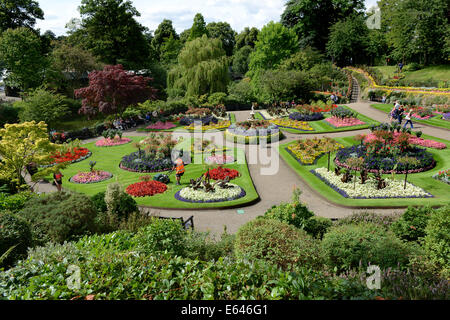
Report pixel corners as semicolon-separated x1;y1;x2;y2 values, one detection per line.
53;170;63;192
390;102;399;122
397;105;405;125
381;95;386;103
403;109;414;129
398;62;404;72
173;155;185;186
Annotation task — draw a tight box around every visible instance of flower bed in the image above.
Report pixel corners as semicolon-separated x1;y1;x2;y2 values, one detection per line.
325;116;366;128
95;137;132;147
432;170;450;185
48;147;91;165
289;112;324;122
364;132;446;149
120;151;173;173
411;113;435;120
205;154;235;165
145;121;176;130
205;167;240;180
175;184;246;203
70;171;113;184
226;121;281;144
287;138;344;165
184;120;231;131
443;112;450;121
311;167;433;199
224;130;281;144
126;180;168;197
270;119;314;131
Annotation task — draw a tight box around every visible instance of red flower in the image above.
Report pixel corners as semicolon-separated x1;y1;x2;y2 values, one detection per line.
204;167;240;180
126;180;167;197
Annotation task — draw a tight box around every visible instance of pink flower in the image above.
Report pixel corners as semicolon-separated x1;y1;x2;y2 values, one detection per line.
325;117;365;128
96;137;131;147
146;121;176;130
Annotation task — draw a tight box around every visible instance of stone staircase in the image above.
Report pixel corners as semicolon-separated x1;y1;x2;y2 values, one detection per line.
350;76;360;103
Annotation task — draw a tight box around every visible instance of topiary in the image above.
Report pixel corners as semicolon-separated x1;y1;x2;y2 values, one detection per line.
18;191;98;245
234;219;324;270
0;212;32;268
390;206;431;242
322;223;414;272
135;218;186;256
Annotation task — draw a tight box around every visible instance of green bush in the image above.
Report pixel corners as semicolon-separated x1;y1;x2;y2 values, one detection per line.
304;216;333;239
103;184;138;220
91;192;107;213
322;223;414;272
390;206;431;242
234;219;324;270
0;102;19;127
423;205;450;274
263;201;314;229
207;92;227;105
183;230;235;261
0;192;34;213
0;212;32;268
135;218;186;256
18;192;98;244
336;212;400;230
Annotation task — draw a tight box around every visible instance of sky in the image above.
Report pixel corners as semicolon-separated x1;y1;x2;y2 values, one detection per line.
35;0;380;36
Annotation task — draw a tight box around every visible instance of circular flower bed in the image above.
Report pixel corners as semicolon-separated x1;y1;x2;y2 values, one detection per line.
205;167;240;180
70;171;113;184
335;145;436;174
289;112;324;121
432;170;449;184
205;154;234;165
146;121;176;130
226;121;281;144
120;151;173;173
126;180;168;197
43;147;92;167
175;184;246;203
95;137;132;147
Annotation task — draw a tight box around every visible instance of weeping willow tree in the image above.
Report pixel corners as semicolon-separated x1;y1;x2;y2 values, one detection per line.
168;35;229;97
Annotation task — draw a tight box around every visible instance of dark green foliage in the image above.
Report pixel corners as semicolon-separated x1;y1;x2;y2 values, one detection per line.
188;13;208;41
232;45;252;75
235;219;324;270
0;212;32;268
18;191;98;244
0;0;44;32
206;21;236;56
0;192;34;213
91;192;108;213
183;230;235;261
423;205;450;274
391;206;431;242
91;190;138;220
304;216;333;240
135;218;186;256
264;202;314;229
322;223;415;272
0;102;19;127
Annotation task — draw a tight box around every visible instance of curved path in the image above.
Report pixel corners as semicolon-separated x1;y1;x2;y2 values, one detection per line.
26;100;449;236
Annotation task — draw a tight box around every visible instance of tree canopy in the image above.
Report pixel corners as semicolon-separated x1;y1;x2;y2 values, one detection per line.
206;21;236;56
235;27;259;50
152;19;179;60
0;0;43;32
188;13;208;41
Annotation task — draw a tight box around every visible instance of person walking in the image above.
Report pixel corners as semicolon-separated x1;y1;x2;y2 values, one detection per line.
173;155;185;186
53;170;63;192
397;105;405;125
403;109;414;129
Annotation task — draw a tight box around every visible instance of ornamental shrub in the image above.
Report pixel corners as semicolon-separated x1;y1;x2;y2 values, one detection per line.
91;191;138;220
183;230;235;261
304;216;333;240
423;205;450;275
263;202;314;230
18;191;98;245
0;192;34;213
390;206;431;242
0;102;19;127
135;218;186;256
234;219;324;270
322;223;414;272
335;212;400;230
0;212;32;268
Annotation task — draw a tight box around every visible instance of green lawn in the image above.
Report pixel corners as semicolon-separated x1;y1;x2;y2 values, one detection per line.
58;136;259;209
54;115;105;131
279;134;450;208
256;106;380;134
371;104;450;130
373;65;450;83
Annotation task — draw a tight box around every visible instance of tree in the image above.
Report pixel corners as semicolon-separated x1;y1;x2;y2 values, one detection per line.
75;65;157;117
206;21;236;56
0;0;44;32
278;46;324;71
0;27;47;91
47;43;102;96
75;0;150;68
167;35;229;98
15;88;70;129
235;27;259;50
248;22;299;74
0;121;58;187
188;13;208;41
326;14;370;66
159;34;183;67
232;45;253;76
152;19;179;60
281;0;365;51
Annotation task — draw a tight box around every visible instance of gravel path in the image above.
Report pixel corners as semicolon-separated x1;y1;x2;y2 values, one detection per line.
27;100;448;235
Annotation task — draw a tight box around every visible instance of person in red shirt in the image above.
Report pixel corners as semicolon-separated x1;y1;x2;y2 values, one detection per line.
173;156;185;186
53;170;63;192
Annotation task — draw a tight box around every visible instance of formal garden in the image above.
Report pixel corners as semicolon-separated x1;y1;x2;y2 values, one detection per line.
0;0;449;302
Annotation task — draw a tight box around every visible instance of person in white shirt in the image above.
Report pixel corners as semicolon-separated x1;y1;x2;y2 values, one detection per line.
403;109;414;129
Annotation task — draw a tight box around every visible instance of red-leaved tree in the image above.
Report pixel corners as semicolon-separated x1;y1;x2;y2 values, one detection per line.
75;65;157;117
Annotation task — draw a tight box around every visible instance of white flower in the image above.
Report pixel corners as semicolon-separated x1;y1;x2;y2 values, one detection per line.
179;184;243;201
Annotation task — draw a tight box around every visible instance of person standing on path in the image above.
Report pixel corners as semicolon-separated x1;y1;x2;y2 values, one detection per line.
53;170;63;192
403;109;414;129
173;155;185;186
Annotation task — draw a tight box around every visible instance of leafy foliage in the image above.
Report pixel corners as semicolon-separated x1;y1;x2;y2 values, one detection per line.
390;206;431;242
0;212;32;268
423;205;450;274
0;0;44;31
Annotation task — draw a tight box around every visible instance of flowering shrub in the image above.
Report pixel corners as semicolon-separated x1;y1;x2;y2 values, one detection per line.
432;170;449;184
125;180;168;197
270;119;314;131
442;112;450;120
176;184;245;203
312;167;433;199
205;167;240;180
296;102;337;113
145;121;176;130
50;147;91;164
289;112;324;121
287;138;344;165
95;137;132;147
325;117;366;128
71;171;112;184
205;154;234;165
